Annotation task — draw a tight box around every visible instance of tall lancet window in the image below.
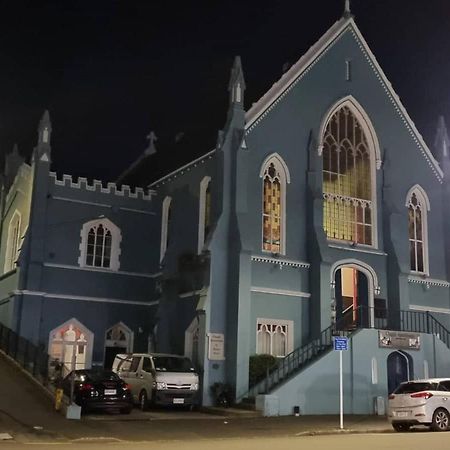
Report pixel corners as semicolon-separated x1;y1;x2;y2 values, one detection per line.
260;154;290;255
407;187;430;274
322;105;373;245
4;211;21;273
160;196;172;262
198;177;212;253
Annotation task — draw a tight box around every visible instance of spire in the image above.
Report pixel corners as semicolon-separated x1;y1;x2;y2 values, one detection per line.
434;115;450;164
4;143;24;188
228;56;246;107
343;0;353;18
38;110;52;146
144;131;157;156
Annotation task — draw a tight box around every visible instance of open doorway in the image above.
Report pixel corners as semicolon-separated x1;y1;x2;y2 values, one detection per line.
104;322;133;369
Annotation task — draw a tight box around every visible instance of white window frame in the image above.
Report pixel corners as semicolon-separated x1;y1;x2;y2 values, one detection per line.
78;218;121;271
318;96;381;249
405;184;430;276
4;210;21;273
259;153;291;255
198;176;211;254
160;196;172;262
256;318;293;357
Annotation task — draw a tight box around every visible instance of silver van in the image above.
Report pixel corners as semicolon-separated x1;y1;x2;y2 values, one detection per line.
112;353;199;410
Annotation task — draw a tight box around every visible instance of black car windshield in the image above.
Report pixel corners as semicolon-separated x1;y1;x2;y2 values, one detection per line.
153;357;195;372
394;382;438;394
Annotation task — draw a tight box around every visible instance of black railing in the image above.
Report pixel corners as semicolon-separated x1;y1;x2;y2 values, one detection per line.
242;306;450;400
0;322;49;385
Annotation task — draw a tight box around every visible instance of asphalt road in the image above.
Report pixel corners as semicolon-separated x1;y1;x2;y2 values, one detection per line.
0;433;449;450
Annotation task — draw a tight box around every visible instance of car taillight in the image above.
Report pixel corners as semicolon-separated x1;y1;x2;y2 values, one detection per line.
80;383;94;391
411;392;433;399
388;394;395;400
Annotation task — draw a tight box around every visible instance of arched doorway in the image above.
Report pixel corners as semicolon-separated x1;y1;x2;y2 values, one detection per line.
387;351;413;393
334;266;369;330
104;322;133;368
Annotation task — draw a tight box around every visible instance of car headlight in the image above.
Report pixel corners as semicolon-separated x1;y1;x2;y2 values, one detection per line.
190;383;199;391
156;382;167;390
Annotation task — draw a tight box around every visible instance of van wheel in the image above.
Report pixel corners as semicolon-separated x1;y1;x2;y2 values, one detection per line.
139;390;149;411
432;408;450;431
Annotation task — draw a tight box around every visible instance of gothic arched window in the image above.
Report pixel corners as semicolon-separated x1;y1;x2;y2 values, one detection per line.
160;196;172;262
322;104;375;245
406;186;430;274
4;210;21;273
79;218;121;271
260;154;290;255
198;177;211;253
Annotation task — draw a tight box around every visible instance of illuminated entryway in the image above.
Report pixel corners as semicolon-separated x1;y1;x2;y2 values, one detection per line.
104;322;133;368
334;266;369;330
48;318;93;375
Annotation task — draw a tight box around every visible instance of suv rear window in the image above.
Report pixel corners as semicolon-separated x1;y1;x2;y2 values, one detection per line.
394;382;438;394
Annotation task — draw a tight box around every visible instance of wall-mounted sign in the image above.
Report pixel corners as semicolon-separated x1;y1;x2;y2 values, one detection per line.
378;330;420;350
207;333;225;360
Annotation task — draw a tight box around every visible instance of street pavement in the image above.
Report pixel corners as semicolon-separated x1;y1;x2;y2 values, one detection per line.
0;350;396;445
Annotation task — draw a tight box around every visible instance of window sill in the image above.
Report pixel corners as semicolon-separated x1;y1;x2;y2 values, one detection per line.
327;242;387;256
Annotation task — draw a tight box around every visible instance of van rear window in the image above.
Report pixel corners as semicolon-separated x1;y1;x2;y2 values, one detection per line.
394;382;438;394
153;357;195;373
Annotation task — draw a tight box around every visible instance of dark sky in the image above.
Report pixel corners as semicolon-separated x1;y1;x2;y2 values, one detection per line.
1;0;450;183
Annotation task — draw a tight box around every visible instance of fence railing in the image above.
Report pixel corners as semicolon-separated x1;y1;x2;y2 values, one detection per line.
243;306;450;400
0;322;50;385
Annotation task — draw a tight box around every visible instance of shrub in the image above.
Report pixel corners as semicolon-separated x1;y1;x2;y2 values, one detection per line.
249;354;277;386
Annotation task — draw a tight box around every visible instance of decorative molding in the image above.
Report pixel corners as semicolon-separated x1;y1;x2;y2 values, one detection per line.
251;286;311;298
410;305;450;314
51;196;112;208
14;290;159;306
408;275;450;288
251;255;310;268
150;150;215;188
328;243;387;256
49;172;154;200
43;262;161;279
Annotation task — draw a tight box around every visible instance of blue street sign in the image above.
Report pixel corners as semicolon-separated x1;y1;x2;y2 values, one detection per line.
334;337;348;351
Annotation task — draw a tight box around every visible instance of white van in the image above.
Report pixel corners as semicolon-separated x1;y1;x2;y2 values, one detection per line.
112;353;199;410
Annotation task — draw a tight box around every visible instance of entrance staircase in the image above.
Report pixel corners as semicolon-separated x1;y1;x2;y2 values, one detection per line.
241;307;450;402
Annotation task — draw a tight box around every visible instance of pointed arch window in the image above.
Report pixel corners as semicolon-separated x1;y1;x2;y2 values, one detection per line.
198;177;211;254
160;196;172;262
260;154;290;255
322;103;377;246
4;210;21;273
406;187;430;275
256;318;293;357
79;218;121;271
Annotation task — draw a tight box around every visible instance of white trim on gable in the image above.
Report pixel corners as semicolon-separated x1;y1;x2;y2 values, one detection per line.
405;184;431;211
198;176;211;254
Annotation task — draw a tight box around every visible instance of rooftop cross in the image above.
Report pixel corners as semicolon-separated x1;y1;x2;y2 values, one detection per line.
145;130;157;155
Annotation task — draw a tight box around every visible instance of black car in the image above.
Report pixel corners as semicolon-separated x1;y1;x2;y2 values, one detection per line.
62;369;133;414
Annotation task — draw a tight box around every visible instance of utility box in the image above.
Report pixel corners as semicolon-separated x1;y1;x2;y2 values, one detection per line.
255;394;280;417
374;396;385;415
66;404;81;420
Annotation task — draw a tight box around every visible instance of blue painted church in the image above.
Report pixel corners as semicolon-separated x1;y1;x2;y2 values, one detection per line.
2;4;450;415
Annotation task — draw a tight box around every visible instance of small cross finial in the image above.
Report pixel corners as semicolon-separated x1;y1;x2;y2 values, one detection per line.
145;131;157;155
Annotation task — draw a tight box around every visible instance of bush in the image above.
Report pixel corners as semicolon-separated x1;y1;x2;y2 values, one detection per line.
249;354;277;386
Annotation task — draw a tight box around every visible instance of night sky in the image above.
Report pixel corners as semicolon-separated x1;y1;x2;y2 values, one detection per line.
1;0;450;184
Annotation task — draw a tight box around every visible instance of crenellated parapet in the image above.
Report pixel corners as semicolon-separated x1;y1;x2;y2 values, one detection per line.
49;172;155;201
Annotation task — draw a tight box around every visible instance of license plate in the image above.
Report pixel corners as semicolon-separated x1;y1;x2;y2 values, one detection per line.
173;398;184;404
104;389;116;395
396;411;409;417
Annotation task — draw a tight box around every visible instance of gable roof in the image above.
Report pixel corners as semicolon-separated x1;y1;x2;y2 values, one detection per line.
244;16;443;183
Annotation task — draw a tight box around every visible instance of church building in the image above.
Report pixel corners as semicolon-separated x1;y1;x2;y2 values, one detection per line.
2;3;450;415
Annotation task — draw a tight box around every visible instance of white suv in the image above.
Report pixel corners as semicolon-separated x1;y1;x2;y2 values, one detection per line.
388;378;450;431
112;353;199;410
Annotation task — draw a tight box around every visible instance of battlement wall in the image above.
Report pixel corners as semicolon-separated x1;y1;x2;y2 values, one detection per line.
49;172;155;201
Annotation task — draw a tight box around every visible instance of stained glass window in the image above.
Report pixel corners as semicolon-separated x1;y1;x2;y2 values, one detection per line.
204;182;211;237
322;106;373;245
86;223;112;268
263;163;282;253
408;192;426;273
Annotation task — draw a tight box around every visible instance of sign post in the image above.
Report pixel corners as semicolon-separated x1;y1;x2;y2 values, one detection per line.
333;336;348;429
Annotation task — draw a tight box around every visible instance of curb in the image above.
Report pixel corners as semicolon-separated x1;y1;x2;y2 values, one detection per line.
295;428;393;436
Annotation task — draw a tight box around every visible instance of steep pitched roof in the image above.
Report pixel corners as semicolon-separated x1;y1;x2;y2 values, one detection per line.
245;16;443;182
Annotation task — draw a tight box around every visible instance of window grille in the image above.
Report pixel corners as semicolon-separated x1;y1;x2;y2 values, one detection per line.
322;106;372;245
